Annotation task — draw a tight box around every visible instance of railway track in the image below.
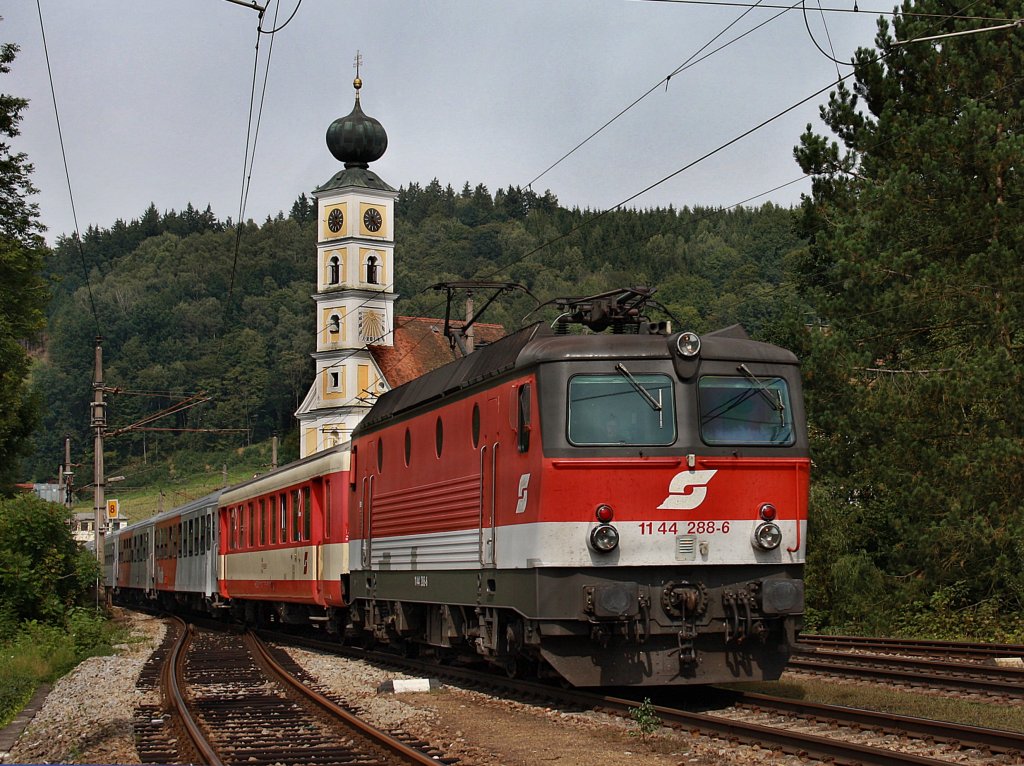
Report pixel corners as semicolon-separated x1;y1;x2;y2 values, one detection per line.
139;618;449;766
798;634;1024;661
792;636;1024;699
268;629;1024;766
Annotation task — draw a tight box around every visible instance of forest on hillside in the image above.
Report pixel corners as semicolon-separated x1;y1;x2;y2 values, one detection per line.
26;185;806;485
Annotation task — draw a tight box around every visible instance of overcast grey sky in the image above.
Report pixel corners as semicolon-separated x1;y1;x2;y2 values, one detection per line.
4;0;882;243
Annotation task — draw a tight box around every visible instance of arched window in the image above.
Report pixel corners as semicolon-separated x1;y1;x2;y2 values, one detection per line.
365;255;379;285
328;313;341;334
328;256;340;285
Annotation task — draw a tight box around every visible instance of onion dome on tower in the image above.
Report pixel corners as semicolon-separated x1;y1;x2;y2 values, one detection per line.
317;75;394;193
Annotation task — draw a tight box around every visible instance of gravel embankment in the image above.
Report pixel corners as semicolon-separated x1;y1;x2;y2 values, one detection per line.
3;611;805;766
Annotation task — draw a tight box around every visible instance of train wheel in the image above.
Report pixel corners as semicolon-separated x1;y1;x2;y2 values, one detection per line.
432;648;456;665
503;654;537;679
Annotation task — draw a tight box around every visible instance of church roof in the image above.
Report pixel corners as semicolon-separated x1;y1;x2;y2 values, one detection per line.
369;316;505;388
314;166;396;194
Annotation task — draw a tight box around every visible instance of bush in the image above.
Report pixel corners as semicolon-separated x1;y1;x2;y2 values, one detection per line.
0;608;123;728
891;583;1024;643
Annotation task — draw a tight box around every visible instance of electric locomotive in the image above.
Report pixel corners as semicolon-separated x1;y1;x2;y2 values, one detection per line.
347;289;808;686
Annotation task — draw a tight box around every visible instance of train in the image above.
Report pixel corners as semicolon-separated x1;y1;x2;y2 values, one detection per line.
105;289;809;686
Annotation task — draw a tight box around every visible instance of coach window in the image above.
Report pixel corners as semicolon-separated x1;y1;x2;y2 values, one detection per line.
199;516;206;555
248;503;255;548
206;513;213;553
435;416;444;457
279;494;288;544
698;375;795;446
292;489;301;542
377;438;384;473
179;521;185;556
259;499;266;546
302;486;311;540
567;373;676;446
472;403;481;448
324;480;332;538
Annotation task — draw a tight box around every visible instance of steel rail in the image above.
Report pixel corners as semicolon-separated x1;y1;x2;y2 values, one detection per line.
261;631;963;766
790;650;1024;697
737;691;1024;754
799;634;1024;659
245;632;441;766
160;618;223;766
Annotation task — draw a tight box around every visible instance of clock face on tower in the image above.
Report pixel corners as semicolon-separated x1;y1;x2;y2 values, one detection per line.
327;208;344;233
363;207;383;232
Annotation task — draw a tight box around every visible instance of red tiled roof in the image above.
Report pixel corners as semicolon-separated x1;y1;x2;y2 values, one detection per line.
370;316;505;388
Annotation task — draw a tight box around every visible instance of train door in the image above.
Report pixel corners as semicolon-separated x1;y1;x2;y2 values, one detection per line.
111;536;119;589
479;396;499;567
147;527;156;597
309;482;324;604
360;441;377;569
204;509;216;597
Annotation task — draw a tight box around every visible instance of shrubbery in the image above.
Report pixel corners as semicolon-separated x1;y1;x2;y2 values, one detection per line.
0;495;122;727
0;609;123;726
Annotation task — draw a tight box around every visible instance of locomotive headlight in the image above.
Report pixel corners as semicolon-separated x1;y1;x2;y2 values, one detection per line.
590;524;620;552
675;331;701;358
752;522;782;551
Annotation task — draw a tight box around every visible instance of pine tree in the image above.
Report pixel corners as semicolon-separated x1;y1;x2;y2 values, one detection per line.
793;0;1024;625
0;41;47;492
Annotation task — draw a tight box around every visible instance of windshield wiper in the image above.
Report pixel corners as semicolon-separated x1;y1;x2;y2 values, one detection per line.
615;363;662;412
737;364;786;426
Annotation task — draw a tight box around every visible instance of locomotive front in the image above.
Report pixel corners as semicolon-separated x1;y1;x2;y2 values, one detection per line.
348;288;807;687
517;324;808;686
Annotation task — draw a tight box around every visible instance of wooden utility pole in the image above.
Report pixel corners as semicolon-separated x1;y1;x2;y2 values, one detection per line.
91;338;106;565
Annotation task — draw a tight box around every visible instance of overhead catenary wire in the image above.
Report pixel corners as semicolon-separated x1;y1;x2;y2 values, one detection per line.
487;70;858;285
500;0;1023;289
805;0;846;77
258;0;303;33
525;0;796;191
637;0;1011;22
35;0;101;336
228;0;281;301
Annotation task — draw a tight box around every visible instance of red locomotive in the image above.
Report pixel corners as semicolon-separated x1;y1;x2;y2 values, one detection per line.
106;288;807;687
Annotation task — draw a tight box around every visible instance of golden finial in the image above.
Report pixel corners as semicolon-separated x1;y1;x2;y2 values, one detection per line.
353;51;363;93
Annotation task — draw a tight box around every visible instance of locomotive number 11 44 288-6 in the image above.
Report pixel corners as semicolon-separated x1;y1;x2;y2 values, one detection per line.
638;521;731;535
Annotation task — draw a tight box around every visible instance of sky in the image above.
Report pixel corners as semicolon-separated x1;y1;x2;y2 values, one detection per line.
3;0;884;244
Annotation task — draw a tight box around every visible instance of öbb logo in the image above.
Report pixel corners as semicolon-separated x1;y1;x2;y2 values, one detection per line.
657;470;718;510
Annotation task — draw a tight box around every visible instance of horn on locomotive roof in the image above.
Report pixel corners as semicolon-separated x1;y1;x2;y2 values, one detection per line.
430;280;536;357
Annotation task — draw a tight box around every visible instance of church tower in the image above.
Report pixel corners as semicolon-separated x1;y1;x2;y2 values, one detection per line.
295;70;396;457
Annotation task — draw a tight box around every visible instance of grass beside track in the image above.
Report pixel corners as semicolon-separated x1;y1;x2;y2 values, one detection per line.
731;676;1024;733
71;446;278;524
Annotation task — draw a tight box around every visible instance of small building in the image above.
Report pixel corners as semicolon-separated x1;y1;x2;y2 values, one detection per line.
71;512;127;545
